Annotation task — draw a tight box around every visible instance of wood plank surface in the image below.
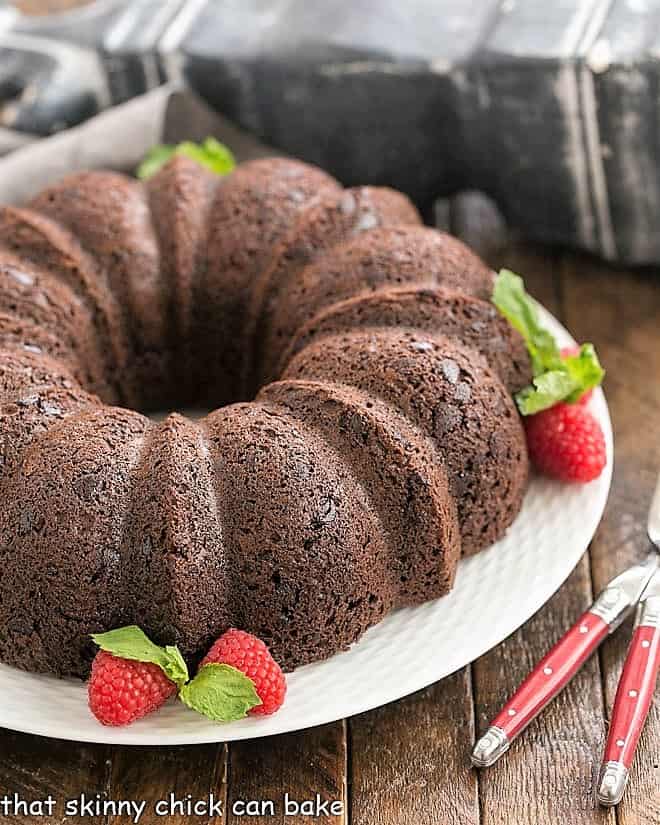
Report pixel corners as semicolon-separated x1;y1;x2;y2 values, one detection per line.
473;562;614;825
0;732;108;824
349;670;478;825
106;744;226;825
227;723;346;824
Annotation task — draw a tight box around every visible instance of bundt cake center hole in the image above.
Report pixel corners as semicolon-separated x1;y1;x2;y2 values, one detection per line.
148;406;214;423
131;368;260;416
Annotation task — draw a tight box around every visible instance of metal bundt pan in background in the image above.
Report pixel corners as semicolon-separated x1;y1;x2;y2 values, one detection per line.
1;0;659;264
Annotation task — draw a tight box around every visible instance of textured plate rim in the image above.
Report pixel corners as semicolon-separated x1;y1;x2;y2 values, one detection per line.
0;306;613;745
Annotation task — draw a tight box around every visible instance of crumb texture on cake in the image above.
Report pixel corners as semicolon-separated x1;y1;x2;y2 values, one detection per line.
0;156;531;677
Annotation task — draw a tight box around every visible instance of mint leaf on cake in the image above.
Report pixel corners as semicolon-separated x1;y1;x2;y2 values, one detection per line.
492;269;604;414
137;137;236;179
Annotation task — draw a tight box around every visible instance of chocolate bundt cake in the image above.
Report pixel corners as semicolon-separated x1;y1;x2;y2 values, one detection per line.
0;156;532;678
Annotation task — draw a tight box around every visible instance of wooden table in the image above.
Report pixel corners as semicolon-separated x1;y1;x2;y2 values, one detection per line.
1;208;659;824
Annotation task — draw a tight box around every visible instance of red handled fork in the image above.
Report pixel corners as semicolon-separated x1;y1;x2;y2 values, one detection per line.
471;475;660;807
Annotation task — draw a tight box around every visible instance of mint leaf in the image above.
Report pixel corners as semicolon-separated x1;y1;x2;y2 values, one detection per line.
179;664;262;722
160;645;190;687
515;345;604;414
514;344;604;414
492;270;605;414
91;626;189;687
515;370;579;415
136;145;176;180
176;138;235;175
562;343;604;403
492;269;562;376
137;137;236;180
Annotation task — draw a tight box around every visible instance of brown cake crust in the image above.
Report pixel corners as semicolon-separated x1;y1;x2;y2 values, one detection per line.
145;156;220;404
0;347;78;402
281;286;532;395
29;172;170;409
259;380;461;604
0;255;116;399
118;414;230;665
264;225;495;382
282;330;528;555
203;401;398;669
0;206;131;405
0;407;148;676
0;157;530;678
193;158;341;406
0;313;81;373
247;186;422;392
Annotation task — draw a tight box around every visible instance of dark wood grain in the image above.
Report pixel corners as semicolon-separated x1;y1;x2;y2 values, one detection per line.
473;560;614;825
349;670;478;825
106;744;226;824
0;731;108;824
562;257;660;824
226;723;346;825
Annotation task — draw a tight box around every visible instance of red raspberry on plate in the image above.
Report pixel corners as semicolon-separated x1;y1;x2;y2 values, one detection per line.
88;650;177;726
560;345;593;404
201;629;286;715
524;402;606;483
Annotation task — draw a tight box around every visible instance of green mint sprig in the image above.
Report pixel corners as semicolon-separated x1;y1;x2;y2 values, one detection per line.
91;626;262;722
137;137;236;180
180;663;262;721
493;269;604;415
92;625;189;688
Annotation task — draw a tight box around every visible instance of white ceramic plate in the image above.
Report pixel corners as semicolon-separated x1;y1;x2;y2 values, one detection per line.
0;307;613;745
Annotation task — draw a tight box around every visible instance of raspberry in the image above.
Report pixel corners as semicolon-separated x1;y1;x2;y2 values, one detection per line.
201;629;286;715
88;650;177;726
524;402;606;483
560;345;593;404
